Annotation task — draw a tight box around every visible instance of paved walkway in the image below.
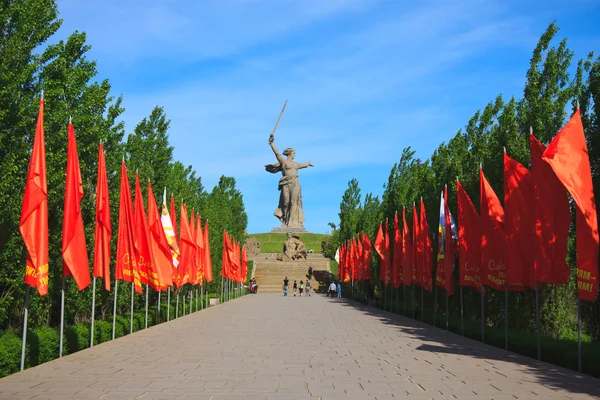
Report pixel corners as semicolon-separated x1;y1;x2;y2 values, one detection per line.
2;294;600;400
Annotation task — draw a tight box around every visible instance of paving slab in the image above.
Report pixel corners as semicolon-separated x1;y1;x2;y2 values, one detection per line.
1;293;600;399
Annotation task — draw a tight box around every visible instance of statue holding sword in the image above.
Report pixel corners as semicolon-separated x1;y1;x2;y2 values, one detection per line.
265;100;313;230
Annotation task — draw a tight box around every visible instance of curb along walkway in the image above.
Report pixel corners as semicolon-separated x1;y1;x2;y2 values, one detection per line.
1;294;599;399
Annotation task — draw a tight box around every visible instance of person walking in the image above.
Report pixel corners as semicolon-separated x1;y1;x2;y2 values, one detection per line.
283;276;289;296
293;280;298;297
337;282;342;298
329;282;336;298
305;279;311;297
299;280;304;297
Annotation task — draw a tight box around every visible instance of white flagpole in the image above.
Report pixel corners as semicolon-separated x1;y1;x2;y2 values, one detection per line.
167;287;171;321
130;282;134;334
20;286;30;371
158;290;161;322
175;289;179;318
59;277;65;357
90;276;96;347
112;280;118;340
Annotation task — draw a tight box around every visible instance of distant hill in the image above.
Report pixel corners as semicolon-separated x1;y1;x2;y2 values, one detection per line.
247;232;330;254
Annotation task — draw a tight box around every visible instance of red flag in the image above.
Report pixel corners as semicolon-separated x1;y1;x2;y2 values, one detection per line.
147;181;174;290
222;231;231;279
189;209;197;285
241;245;248;283
374;222;390;285
62;122;90;290
203;221;213;282
457;180;481;292
195;216;205;284
392;213;402;288
402;208;413;287
20;97;49;296
542;110;598;301
480;168;506;291
132;174;152;292
443;186;454;295
413;203;421;287
94;143;112;291
178;203;195;286
361;233;372;280
115;161;141;292
420;199;433;292
530;134;570;284
504;152;535;289
170;194;177;243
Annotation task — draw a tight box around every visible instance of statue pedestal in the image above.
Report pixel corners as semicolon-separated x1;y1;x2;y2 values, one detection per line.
271;226;307;233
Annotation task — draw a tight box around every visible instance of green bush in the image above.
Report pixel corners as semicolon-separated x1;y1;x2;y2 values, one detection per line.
31;327;59;364
64;324;90;355
93;320;112;344
0;333;21;377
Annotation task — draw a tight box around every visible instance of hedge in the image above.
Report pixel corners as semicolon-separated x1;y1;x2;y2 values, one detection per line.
0;292;226;379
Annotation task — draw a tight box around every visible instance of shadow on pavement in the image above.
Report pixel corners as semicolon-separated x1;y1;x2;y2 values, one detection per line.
327;296;600;398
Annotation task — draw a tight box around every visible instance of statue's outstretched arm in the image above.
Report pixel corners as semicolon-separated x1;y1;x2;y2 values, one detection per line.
298;161;313;169
269;140;284;164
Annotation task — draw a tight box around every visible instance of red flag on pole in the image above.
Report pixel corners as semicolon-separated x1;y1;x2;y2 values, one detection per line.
413;203;421;287
480;168;506;291
504;152;535;289
530;134;570;284
62;121;90;290
20;97;49;296
361;233;372;280
241;245;248;283
457;180;481;292
170;195;177;243
178;203;194;286
189;209;197;285
402;207;413;287
195;216;205;285
392;213;402;288
203;221;213;282
133;174;152;291
94;143;112;291
542;110;599;301
420;199;433;292
147;181;173;290
374;222;389;285
115;161;141;291
443;186;454;295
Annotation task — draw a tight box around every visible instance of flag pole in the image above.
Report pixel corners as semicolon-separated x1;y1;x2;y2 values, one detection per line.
20;286;30;371
59;277;65;358
578;297;582;373
130;282;134;334
200;286;203;310
90;276;96;347
176;289;179;318
460;285;464;335
195;287;198;312
189;289;192;313
167;287;171;321
112;280;118;340
421;285;424;322
535;282;541;360
412;284;415;319
220;277;224;304
158;290;161;323
445;289;449;330
433;285;437;326
182;287;186;316
382;282;385;310
504;284;509;350
481;285;485;342
145;284;149;329
403;285;406;315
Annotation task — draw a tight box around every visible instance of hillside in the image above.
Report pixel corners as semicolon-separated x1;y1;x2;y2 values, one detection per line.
248;232;329;253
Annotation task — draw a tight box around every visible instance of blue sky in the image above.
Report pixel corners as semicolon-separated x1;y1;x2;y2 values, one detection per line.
55;0;600;234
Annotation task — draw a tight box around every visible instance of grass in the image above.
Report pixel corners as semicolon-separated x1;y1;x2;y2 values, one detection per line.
248;232;329;253
330;260;339;276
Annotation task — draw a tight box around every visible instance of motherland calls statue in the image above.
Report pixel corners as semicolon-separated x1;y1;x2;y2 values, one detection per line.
264;101;312;232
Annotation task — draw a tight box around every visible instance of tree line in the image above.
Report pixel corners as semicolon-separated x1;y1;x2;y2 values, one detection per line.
0;0;248;333
327;22;600;344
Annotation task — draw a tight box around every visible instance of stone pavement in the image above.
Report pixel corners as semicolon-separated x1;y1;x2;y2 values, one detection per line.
1;294;600;400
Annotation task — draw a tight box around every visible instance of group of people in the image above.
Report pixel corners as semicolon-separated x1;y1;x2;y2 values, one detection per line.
328;282;342;298
248;278;258;293
282;276;312;297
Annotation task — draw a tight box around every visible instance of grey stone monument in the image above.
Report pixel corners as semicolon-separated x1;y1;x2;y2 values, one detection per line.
265;101;312;232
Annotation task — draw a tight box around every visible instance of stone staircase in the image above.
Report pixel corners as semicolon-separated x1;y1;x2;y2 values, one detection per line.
250;253;330;293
